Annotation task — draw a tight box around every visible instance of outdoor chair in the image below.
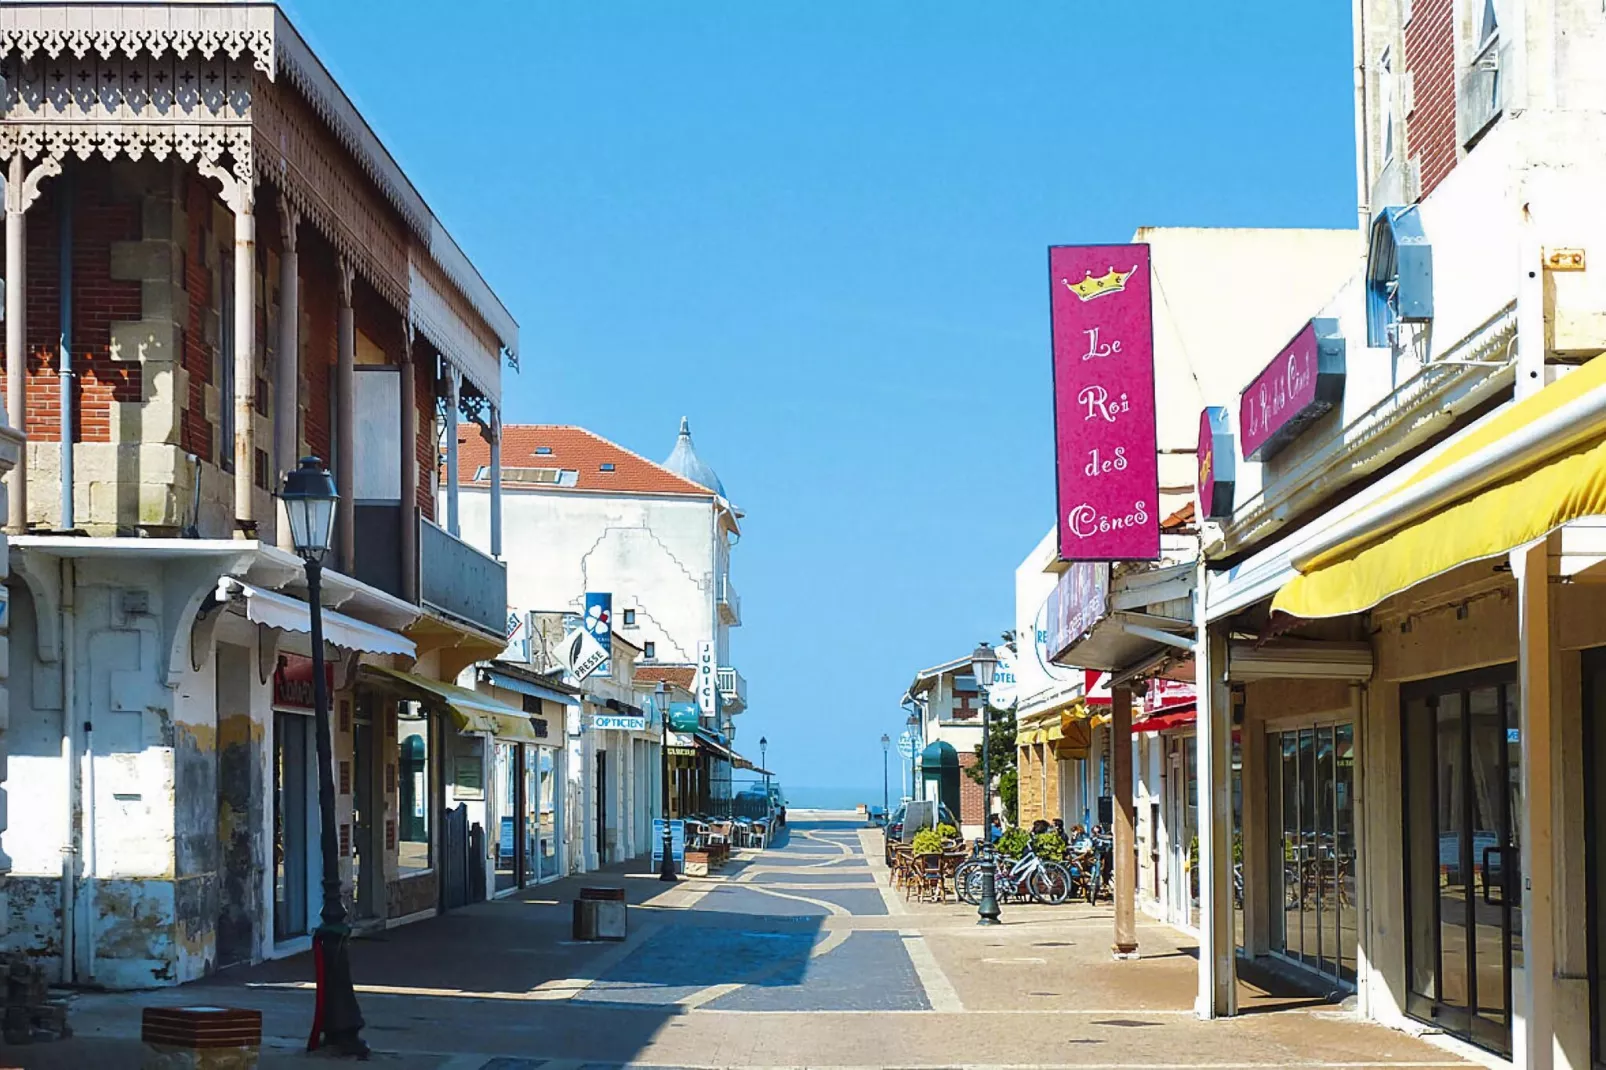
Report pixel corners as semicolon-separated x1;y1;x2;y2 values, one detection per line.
748;820;769;850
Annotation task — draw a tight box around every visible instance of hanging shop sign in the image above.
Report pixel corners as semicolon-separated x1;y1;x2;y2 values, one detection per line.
502;607;530;663
668;701;702;732
696;640;718;716
1045;561;1110;662
561;625;609;682
1143;678;1196;714
1239;317;1346;462
1050;243;1160;561
591;714;647;732
583;593;612;678
273;654;334;712
667;745;698;758
986;645;1019;711
1197;406;1236;520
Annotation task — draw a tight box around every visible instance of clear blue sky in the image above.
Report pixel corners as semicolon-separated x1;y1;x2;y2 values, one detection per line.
284;1;1359;801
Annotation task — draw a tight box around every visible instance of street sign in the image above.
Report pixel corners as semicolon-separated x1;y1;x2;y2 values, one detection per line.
897;732;916;759
584;593;612;678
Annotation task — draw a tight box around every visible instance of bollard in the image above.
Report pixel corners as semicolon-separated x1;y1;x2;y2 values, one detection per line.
572;887;628;941
141;1006;261;1070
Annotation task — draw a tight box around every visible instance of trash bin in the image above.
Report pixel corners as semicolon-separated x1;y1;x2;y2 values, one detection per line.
572;886;628;941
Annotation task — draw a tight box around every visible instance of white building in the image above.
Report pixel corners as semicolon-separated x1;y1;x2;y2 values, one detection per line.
456;422;746;864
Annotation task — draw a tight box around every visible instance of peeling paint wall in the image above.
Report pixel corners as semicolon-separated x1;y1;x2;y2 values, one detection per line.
212;642;261;969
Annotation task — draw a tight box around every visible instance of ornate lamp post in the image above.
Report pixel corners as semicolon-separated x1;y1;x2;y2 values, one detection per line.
282;457;367;1055
657;681;676;881
971;640;1000;926
880;733;890;820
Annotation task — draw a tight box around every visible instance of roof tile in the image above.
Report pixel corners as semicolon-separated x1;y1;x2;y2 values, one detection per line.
458;425;713;497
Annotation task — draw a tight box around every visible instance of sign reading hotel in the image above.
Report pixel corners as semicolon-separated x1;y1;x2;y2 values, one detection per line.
1239;318;1346;462
1050;244;1160;561
1196;406;1236;520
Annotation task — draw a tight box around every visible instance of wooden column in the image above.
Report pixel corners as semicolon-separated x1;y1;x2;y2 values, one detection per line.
399;324;418;602
1196;619;1237;1019
1112;684;1138;958
231;201;256;531
335;260;355;574
5;152;60;532
1514;535;1557;1070
445;366;460;537
274;196;300;550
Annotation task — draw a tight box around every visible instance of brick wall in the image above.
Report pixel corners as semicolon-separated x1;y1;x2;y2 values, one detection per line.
958;751;985;829
1017;743;1042;821
1404;0;1458;197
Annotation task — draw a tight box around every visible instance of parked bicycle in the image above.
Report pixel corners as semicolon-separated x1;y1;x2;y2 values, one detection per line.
955;840;1071;905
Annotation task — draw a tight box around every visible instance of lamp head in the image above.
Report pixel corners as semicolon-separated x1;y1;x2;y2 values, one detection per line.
970;641;997;690
281;456;338;565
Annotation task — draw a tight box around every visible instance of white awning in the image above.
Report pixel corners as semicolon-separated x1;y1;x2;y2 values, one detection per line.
219;579;415;657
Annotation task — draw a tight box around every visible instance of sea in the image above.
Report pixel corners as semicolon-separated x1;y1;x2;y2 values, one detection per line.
784;786;887;812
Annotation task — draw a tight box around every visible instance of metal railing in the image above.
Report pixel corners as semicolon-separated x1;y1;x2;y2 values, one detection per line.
419;515;507;637
716;666;748;711
718;573;741;625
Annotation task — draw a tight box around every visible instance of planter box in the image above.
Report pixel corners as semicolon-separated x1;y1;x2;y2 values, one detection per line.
684;849;713;876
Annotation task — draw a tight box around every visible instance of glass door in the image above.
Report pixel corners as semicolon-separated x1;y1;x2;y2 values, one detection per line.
273;711;311;942
494;742;518;894
1403;667;1520;1058
1266;720;1356;984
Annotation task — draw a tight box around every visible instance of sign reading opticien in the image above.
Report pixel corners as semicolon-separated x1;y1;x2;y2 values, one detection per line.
1050;244;1160;561
1239;318;1346;462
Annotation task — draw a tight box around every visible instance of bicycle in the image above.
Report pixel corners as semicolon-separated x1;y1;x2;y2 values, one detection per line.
956;842;1071;905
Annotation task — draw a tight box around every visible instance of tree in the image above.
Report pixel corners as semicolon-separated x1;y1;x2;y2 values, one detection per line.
965;632;1019;823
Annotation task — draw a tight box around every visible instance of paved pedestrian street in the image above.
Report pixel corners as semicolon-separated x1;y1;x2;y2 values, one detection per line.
2;815;1476;1069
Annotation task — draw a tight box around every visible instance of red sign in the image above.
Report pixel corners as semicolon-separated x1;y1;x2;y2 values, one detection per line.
1050;245;1159;561
1196;406;1235;520
1143;678;1196;715
274;654;334;711
1239;318;1346;462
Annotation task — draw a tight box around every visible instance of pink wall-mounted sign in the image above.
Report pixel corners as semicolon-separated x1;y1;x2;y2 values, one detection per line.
1238;318;1346;462
1050;244;1159;561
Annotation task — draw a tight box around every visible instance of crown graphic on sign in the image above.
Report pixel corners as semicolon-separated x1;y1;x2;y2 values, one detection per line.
1063;266;1137;302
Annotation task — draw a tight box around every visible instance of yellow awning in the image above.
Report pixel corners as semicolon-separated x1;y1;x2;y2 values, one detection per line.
361;666;540;742
1055;714;1093;759
1275;354;1606;619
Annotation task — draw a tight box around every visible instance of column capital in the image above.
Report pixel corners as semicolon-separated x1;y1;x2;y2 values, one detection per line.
337;256;354;308
278;192;301;253
4;151;62;216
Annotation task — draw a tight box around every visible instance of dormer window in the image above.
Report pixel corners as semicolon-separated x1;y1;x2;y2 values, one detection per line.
1366;206;1433;349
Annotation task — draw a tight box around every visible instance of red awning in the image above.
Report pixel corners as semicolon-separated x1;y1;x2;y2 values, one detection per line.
1133;704;1197;733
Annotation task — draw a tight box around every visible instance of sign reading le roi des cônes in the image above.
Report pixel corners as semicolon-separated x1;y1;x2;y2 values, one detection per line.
1049;244;1160;562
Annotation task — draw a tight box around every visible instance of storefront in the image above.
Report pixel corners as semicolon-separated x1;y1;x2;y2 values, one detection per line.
474;665;577;894
270;655;330;949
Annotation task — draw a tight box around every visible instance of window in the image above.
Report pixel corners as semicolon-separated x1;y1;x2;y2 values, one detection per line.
397;705;432;872
1380;48;1396;165
644;641;656;659
599;463;616;472
1402;0;1413;23
535;446;553;455
622;609;636;627
1479;0;1498;46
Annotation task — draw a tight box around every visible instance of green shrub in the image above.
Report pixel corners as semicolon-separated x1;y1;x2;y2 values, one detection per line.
1031;832;1067;862
935;823;959;842
910;829;944;855
996;827;1030;858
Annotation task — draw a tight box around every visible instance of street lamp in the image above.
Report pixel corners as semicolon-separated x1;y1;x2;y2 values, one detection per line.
759;736;769;817
281;457;367;1056
905;709;921;801
970;640;1000;926
657;682;676;881
880;733;890;820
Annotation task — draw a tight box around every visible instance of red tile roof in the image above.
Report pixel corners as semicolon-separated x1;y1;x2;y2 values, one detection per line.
457;425;714;497
634;666;696;690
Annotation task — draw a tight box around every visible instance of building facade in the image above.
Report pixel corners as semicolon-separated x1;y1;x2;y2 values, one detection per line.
1161;4;1606;1068
0;2;526;988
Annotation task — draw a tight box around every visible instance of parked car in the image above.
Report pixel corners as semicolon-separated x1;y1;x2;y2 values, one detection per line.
883;801;958;864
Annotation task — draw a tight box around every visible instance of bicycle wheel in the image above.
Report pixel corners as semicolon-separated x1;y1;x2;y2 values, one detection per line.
1030;862;1071;905
1086;858;1101;904
954;861;981;904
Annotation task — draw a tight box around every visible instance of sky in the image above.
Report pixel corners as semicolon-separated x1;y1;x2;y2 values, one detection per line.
282;0;1360;802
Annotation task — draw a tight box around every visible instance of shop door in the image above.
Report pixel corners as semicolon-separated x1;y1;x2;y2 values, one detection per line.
1403;668;1521;1058
1166;744;1188;927
596;750;608;864
273;712;313;943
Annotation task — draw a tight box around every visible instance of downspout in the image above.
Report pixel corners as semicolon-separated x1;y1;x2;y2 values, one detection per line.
58;557;76;984
1352;0;1370;232
58;170;73;530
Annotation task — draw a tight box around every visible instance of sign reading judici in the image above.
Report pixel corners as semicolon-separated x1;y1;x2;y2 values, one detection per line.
1049;244;1160;561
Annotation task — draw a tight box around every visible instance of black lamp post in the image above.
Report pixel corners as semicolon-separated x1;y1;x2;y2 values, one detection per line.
880;733;890;820
759;736;769;816
282;457;367;1056
971;640;1000;926
657;682;676;881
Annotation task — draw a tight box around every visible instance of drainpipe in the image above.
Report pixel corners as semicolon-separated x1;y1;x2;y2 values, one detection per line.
1352;0;1370;232
58;169;73;530
58;557;76;983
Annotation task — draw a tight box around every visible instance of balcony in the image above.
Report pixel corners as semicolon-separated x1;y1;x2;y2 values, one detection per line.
419;516;507;638
718;574;742;626
717;666;747;714
349;504;507;638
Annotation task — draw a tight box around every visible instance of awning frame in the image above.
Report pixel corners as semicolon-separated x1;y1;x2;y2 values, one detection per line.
217;578;416;657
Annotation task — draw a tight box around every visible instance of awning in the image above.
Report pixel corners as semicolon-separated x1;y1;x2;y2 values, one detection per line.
1275;353;1606;618
219;579;415;657
361;666;539;742
479;667;579;707
1134;705;1197;733
694;731;734;762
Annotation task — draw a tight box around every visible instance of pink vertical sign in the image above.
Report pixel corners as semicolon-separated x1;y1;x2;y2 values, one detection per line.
1049;244;1159;561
